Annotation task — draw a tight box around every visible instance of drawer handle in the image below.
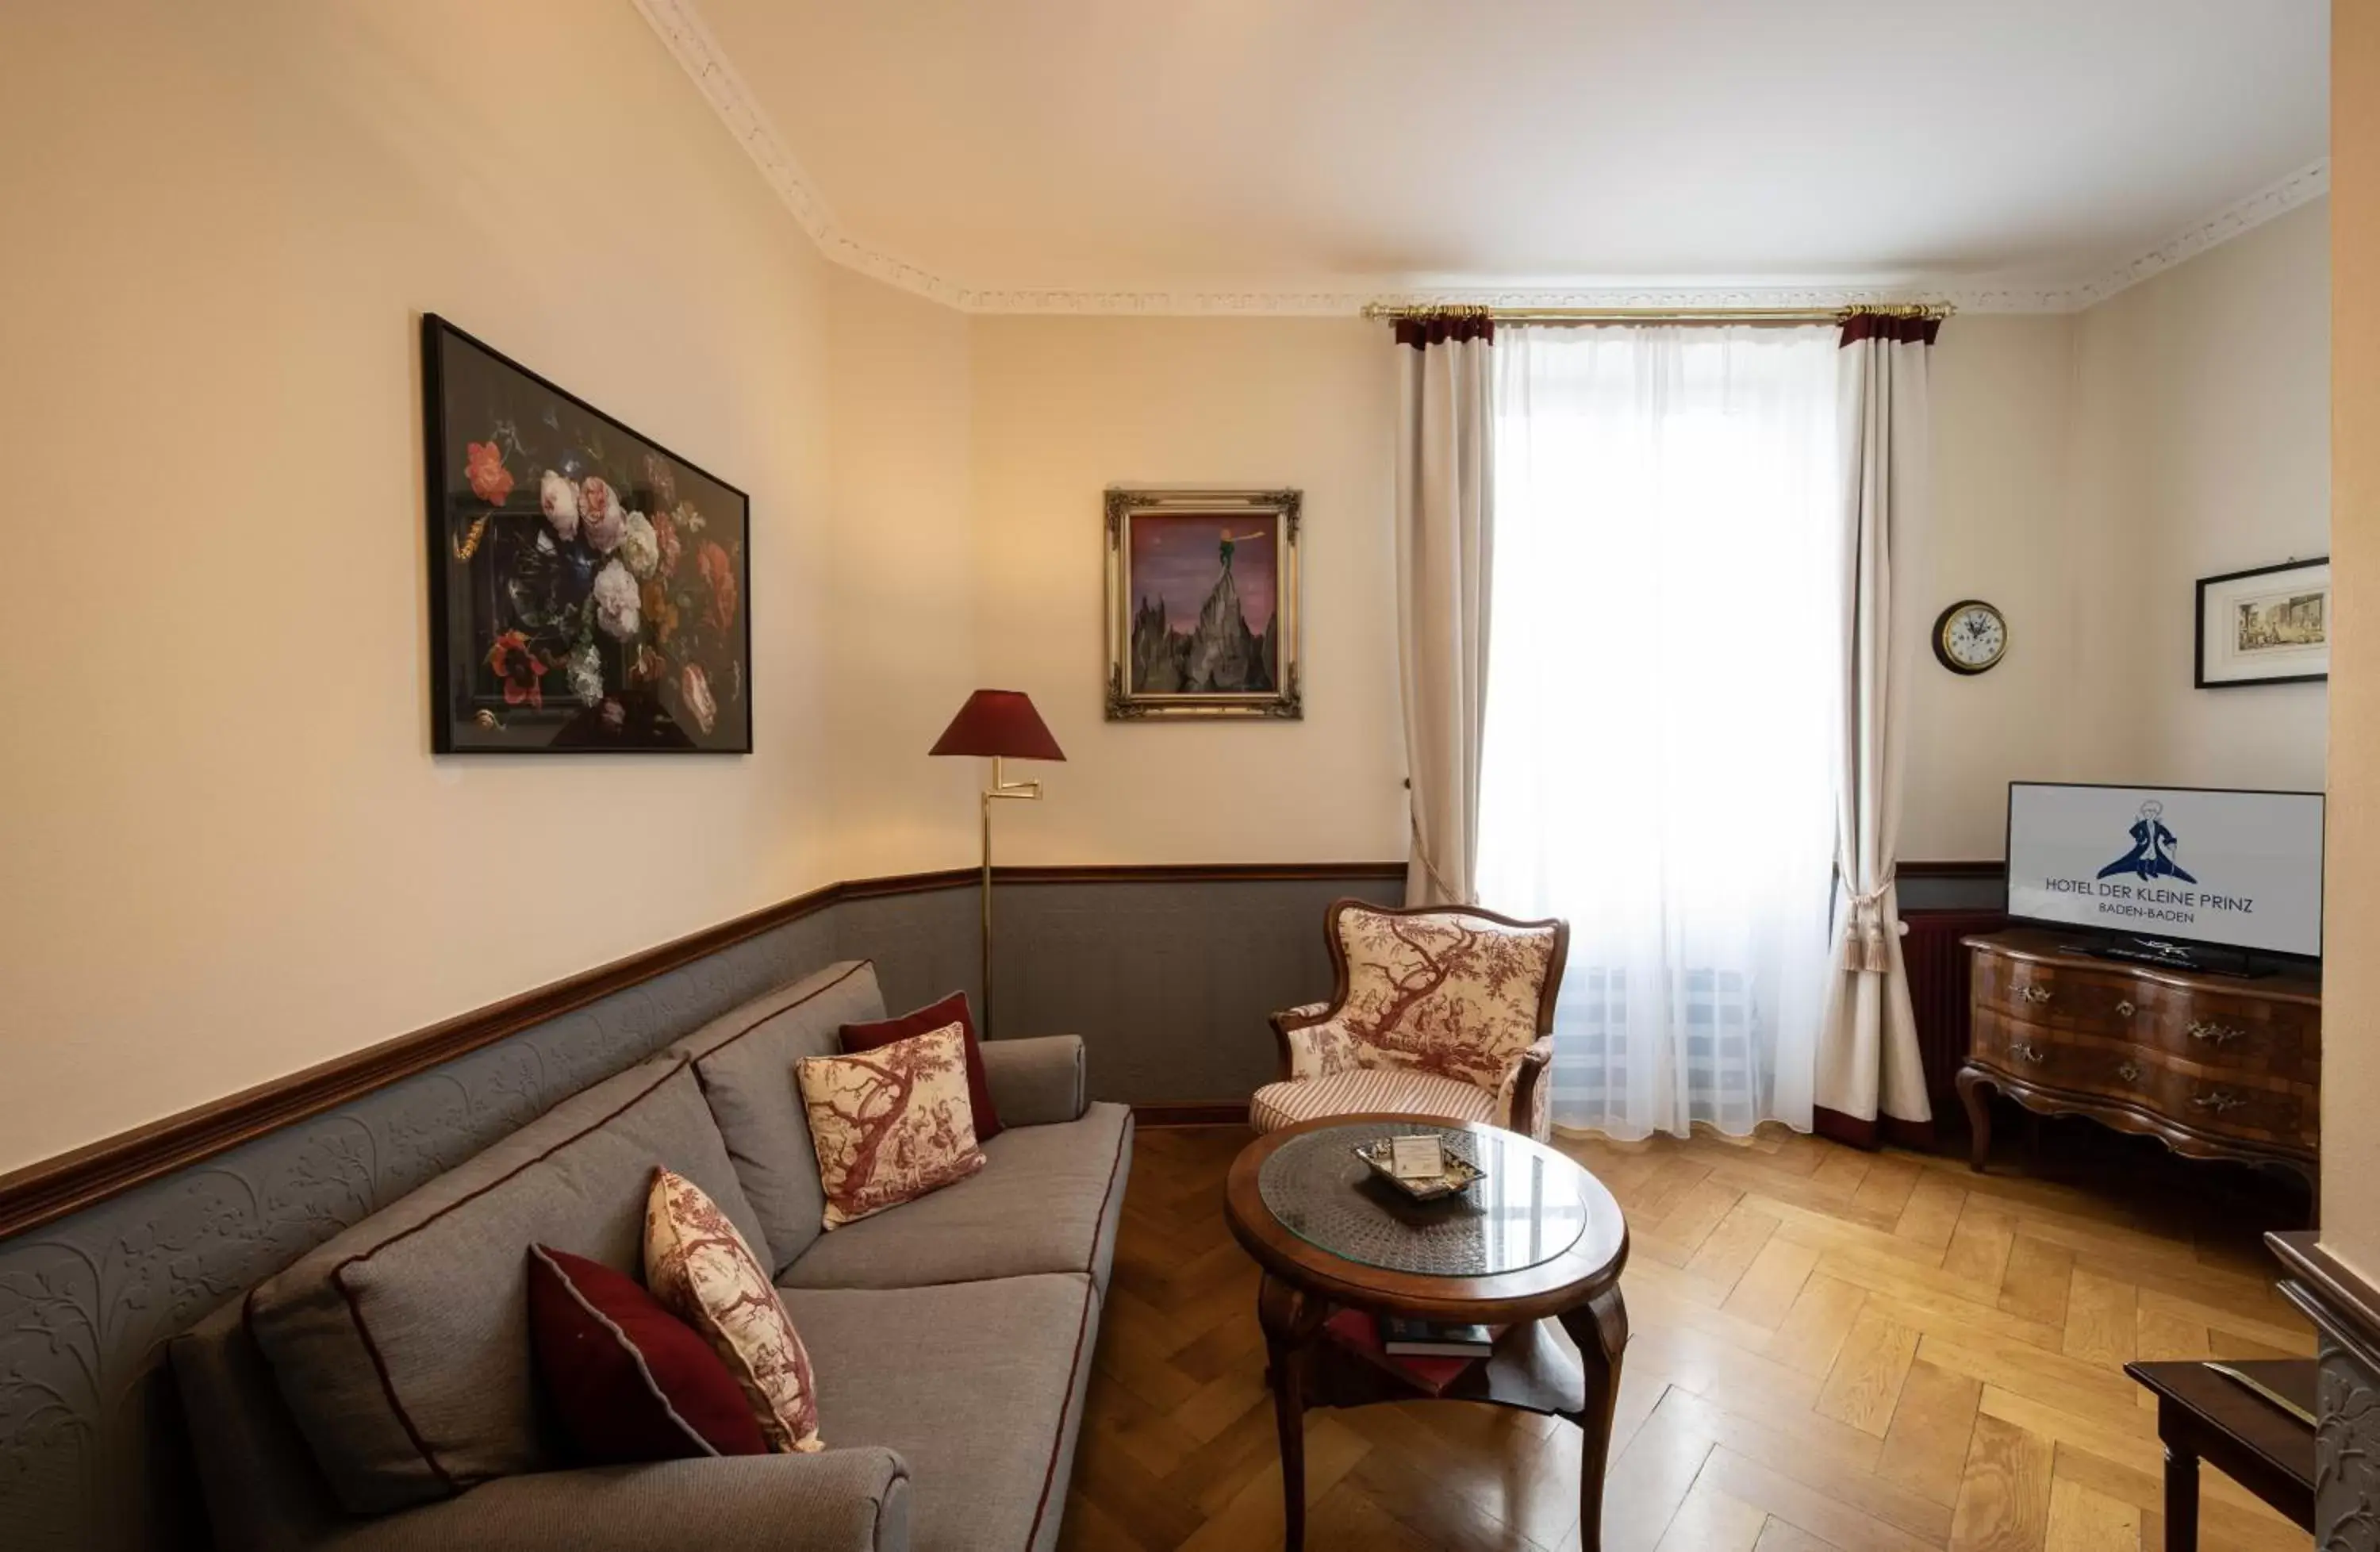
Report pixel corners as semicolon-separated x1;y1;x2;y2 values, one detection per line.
2190;1089;2247;1114
2117;1060;2144;1083
2010;1041;2045;1064
2020;985;2053;1005
2115;1000;2136;1017
2188;1020;2247;1047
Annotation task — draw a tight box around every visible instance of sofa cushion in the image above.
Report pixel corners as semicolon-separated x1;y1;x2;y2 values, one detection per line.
672;960;889;1273
841;989;1004;1140
778;1274;1097;1552
800;1024;988;1230
526;1245;766;1463
646;1168;824;1453
781;1104;1131;1294
245;1056;770;1516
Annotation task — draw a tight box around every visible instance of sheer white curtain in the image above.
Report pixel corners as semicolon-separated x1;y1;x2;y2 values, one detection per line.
1475;325;1844;1140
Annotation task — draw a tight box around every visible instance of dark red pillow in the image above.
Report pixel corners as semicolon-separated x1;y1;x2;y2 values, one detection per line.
840;990;1003;1141
526;1245;767;1463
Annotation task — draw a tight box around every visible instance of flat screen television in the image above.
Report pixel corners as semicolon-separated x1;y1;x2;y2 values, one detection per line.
2003;782;2324;968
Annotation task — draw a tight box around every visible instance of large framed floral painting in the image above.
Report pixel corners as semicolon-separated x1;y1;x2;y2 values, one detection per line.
423;315;750;753
1104;487;1301;720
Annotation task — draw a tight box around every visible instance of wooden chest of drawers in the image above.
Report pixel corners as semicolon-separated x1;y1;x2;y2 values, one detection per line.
1956;930;2319;1200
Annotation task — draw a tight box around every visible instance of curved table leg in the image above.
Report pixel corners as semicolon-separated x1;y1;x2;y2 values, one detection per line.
1956;1066;1996;1174
1559;1284;1630;1552
1257;1273;1327;1550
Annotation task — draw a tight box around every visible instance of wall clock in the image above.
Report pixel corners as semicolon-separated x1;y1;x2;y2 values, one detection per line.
1933;600;2007;674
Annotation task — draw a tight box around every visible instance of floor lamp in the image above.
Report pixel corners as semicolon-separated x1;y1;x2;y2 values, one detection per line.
929;690;1065;1034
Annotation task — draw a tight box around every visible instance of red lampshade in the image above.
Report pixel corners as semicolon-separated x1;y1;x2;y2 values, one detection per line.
928;690;1066;761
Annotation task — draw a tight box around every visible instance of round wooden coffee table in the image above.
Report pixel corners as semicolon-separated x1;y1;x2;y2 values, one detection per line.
1223;1113;1630;1551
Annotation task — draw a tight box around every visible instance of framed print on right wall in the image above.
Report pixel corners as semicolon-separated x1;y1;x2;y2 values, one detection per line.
2195;556;2331;687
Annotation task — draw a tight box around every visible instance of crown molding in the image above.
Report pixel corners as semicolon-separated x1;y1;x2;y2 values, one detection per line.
636;0;2327;319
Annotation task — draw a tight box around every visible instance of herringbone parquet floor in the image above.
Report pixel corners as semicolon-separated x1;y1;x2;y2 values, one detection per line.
1059;1124;2313;1552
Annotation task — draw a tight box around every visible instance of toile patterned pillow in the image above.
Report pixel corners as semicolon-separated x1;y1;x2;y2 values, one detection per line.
643;1168;823;1453
796;1022;987;1230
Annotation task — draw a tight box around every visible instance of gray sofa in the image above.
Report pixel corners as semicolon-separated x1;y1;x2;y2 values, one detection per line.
170;961;1133;1552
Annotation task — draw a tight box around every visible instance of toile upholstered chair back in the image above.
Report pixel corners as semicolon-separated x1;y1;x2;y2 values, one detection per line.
1251;898;1570;1142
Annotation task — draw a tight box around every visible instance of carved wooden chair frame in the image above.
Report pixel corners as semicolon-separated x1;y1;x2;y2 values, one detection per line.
1269;897;1572;1134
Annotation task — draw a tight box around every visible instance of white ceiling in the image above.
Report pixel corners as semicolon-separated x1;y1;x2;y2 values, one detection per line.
645;0;2329;313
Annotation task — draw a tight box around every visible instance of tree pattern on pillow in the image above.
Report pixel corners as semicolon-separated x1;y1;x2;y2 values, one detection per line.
797;1023;986;1228
644;1168;823;1453
1330;906;1560;1089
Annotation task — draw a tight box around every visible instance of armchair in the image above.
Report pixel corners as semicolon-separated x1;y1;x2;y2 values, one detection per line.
1251;899;1570;1142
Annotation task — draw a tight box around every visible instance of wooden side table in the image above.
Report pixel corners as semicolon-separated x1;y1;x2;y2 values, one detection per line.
1223;1114;1630;1551
2124;1359;2313;1550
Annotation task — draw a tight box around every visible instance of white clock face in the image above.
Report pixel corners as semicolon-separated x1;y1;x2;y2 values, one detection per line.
1943;605;2005;669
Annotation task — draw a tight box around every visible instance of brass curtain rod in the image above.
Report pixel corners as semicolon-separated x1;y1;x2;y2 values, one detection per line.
1359;301;1953;326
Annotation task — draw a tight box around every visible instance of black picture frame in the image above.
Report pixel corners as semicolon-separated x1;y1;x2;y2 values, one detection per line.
423;315;752;753
2193;556;2329;690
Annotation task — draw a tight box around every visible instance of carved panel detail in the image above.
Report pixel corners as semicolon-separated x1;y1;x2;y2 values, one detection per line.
2320;1332;2380;1552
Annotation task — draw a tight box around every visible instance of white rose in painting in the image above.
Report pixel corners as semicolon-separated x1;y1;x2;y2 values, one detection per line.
591;559;641;640
619;511;660;578
679;662;718;735
539;470;580;540
581;475;625;553
567;643;605;707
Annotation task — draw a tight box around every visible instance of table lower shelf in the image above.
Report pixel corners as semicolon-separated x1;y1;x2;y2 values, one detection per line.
1304;1310;1588;1418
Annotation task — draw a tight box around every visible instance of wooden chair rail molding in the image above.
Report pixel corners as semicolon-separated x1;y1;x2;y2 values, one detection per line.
0;858;1994;1243
0;860;1406;1243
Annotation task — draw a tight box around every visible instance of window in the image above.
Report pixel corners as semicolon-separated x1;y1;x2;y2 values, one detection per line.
1476;324;1843;1139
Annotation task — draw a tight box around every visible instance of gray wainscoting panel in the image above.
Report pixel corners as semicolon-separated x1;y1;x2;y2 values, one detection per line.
991;874;1404;1105
0;911;838;1552
0;870;1390;1550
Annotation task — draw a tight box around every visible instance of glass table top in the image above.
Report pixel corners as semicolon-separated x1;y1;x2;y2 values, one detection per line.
1255;1121;1594;1277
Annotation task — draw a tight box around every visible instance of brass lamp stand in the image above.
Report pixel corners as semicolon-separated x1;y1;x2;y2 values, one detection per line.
928;690;1067;1034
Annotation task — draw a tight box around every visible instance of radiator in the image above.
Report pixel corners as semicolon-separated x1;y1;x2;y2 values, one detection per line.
1902;909;2007;1128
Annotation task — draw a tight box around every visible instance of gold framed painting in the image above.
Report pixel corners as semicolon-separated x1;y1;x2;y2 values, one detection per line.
1105;487;1302;720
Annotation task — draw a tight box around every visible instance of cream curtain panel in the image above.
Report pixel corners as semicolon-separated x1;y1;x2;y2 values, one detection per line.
1814;313;1941;1146
1393;317;1495;907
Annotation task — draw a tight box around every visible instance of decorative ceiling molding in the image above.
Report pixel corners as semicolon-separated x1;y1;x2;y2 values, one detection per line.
635;0;2327;318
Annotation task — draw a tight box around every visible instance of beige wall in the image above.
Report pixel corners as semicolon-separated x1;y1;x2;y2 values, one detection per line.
2067;202;2332;791
1903;206;2332;862
0;0;840;1173
2325;2;2379;1270
824;270;983;878
1906;317;2087;859
969;317;1410;865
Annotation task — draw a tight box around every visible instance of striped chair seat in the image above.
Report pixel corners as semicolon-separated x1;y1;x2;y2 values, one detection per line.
1249;1068;1495;1134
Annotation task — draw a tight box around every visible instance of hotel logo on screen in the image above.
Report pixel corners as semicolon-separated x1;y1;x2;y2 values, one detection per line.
2040;800;2254;929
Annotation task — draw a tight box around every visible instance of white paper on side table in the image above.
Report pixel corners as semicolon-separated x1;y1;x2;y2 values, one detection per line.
1389;1135;1446;1181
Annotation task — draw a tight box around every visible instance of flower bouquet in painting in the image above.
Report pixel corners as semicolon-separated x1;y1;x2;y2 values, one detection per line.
424;316;751;752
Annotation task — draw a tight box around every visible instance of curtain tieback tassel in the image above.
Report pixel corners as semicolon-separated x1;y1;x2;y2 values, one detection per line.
1841;877;1897;974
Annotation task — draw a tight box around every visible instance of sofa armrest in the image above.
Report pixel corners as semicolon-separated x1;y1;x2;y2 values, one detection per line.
323;1449;910;1552
981;1034;1086;1126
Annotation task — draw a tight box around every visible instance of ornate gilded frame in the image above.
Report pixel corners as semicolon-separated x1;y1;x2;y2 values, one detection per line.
1104;486;1303;720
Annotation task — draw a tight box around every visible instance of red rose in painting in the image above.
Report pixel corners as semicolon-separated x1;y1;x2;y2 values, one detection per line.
698;541;738;632
486;630;549;709
652;509;684;578
466;441;513;505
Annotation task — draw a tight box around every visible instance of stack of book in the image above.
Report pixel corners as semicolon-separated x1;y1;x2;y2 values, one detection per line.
1320;1310;1499;1395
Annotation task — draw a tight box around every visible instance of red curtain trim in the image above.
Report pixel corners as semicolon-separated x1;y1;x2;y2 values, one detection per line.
1813;1104;1937;1152
1392;316;1495;349
1838;313;1942;348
